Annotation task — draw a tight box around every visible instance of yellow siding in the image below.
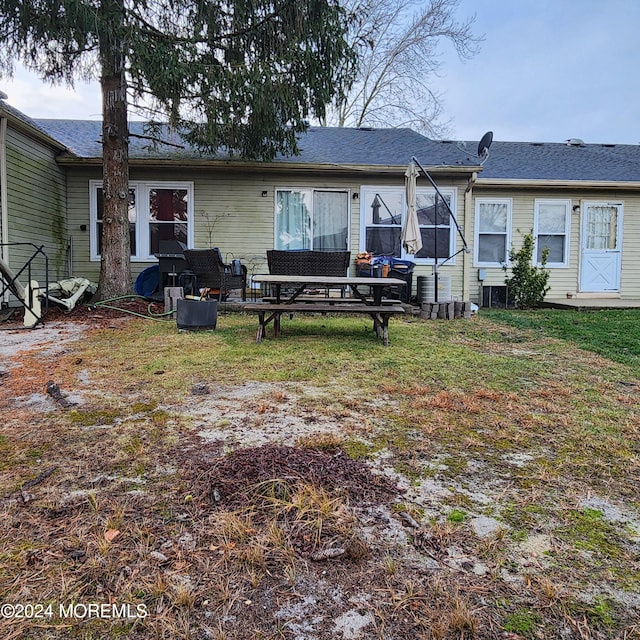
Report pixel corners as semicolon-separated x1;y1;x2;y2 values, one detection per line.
61;167;640;302
67;167;101;283
621;194;640;297
5;126;67;286
469;186;640;302
67;166;470;298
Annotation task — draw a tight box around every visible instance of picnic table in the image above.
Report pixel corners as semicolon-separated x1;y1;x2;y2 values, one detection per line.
246;274;406;346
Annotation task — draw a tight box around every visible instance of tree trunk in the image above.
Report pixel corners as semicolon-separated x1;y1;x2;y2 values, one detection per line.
95;0;132;300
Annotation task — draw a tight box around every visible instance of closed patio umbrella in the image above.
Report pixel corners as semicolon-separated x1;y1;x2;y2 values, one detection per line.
402;162;422;255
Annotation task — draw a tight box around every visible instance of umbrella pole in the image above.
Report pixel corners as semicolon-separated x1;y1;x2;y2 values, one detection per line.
433;191;438;302
410;156;470;254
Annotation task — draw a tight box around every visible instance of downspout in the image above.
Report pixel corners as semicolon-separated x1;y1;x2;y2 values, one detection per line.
0;114;8;306
462;172;477;301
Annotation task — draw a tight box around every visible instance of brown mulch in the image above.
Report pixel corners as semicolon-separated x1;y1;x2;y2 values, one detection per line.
1;296;165;327
208;444;400;506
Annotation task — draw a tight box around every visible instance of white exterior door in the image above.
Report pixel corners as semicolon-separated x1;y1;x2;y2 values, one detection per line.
579;202;623;292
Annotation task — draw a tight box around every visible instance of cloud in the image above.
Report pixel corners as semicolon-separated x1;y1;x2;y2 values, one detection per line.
2;65;101;120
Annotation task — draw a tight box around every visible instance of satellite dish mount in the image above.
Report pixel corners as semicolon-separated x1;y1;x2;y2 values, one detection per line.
477;131;493;165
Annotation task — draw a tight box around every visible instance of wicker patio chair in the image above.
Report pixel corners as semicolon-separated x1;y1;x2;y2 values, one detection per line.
183;248;247;301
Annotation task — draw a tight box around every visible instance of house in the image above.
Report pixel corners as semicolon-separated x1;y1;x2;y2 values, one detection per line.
2;95;640;308
0;100;69;302
468;138;640;305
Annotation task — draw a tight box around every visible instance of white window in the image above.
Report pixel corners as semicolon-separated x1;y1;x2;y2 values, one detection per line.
475;198;512;266
534;199;571;267
90;181;194;261
275;189;349;251
360;186;457;263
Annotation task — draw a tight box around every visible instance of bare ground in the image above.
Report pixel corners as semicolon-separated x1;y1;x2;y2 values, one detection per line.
0;304;639;640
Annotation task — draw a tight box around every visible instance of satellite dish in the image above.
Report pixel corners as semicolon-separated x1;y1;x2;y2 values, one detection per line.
477;131;493;165
0;91;8;100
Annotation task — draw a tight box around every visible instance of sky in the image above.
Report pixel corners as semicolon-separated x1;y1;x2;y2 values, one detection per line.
2;0;639;145
438;0;640;144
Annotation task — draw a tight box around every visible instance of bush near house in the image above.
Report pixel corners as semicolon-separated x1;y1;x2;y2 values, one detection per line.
503;231;550;308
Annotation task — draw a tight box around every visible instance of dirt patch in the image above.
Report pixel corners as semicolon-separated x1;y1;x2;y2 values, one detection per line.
0;321;92;364
0;298;159;362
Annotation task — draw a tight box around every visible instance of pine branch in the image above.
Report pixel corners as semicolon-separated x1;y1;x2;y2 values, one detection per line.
128;131;185;149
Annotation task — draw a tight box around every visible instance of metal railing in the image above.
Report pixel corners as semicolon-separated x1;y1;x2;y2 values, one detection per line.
0;243;49;327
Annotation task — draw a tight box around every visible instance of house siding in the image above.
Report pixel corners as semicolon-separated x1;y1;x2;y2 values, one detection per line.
469;186;640;303
620;193;640;297
5;124;67;290
14;113;640;304
67;167;470;300
61;166;640;304
66;167;99;280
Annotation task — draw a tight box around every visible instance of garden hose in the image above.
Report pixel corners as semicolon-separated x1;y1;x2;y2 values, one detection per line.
88;294;176;322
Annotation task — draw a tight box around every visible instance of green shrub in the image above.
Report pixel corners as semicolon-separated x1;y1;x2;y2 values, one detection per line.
503;231;550;308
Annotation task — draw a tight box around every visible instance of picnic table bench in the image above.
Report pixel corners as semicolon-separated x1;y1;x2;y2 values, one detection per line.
261;296;402;306
244;302;405;345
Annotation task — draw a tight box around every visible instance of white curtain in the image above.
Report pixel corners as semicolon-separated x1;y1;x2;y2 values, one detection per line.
313;191;348;250
586;205;617;250
275;190;311;249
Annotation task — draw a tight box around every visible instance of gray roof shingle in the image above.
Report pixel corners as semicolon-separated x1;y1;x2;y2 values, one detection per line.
0;100;66;150
466;140;640;182
32;119;476;168
26;115;640;183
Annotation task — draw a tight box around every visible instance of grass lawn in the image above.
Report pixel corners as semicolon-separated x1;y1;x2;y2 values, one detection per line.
483;307;640;372
0;304;638;639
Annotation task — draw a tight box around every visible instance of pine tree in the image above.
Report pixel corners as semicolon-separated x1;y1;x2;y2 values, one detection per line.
0;0;355;298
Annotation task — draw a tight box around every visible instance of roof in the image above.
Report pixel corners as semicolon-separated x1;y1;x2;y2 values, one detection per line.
4;104;638;183
463;139;640;183
32;118;476;169
0;99;67;151
1;99;40;128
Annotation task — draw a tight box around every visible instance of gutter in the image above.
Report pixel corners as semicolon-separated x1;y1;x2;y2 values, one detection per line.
474;178;640;191
54;154;482;177
0;113;8;306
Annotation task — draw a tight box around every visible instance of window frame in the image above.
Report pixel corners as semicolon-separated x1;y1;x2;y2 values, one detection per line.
474;197;512;267
89;180;194;262
359;185;457;264
533;198;571;268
